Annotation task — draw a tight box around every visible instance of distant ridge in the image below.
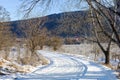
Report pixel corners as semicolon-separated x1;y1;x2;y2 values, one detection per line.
9;11;90;37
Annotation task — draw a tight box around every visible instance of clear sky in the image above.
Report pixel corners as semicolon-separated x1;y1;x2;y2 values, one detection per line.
0;0;22;21
0;0;114;21
0;0;89;21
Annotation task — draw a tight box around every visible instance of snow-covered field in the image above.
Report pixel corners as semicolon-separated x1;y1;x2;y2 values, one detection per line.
58;44;120;66
0;43;119;80
0;50;117;80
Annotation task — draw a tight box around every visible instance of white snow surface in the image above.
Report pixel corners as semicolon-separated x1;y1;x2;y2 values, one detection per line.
0;50;117;80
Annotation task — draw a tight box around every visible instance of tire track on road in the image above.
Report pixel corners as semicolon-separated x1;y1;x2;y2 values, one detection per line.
16;51;87;80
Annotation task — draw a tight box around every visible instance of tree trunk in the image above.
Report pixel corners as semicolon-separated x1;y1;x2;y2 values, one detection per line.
17;45;22;64
53;46;57;51
5;47;9;60
104;51;110;64
94;52;97;61
40;45;43;50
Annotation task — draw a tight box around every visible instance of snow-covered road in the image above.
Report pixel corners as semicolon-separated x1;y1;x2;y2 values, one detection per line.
3;50;117;80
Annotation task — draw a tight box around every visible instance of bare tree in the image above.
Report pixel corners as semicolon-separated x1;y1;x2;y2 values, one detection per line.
89;0;120;17
82;4;113;64
0;6;10;22
0;6;14;60
46;36;63;51
85;0;120;47
18;18;48;65
19;0;120;64
20;0;52;18
37;27;48;49
82;0;120;64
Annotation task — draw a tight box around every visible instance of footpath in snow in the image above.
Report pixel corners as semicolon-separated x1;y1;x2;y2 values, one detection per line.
0;50;117;80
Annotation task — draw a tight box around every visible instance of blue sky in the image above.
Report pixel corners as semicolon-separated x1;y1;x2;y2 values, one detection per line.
0;0;89;21
0;0;114;21
0;0;22;21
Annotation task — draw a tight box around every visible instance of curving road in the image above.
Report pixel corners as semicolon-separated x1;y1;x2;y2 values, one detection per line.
13;51;117;80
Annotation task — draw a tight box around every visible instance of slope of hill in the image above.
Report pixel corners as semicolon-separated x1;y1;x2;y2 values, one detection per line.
10;11;91;38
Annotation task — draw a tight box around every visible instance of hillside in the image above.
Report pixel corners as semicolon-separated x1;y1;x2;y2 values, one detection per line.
9;10;120;38
10;11;91;38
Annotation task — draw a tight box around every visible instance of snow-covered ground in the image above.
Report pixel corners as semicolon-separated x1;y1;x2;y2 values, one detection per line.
58;44;120;68
1;50;117;80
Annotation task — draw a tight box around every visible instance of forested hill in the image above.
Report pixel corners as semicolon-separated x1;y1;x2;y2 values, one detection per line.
10;11;91;37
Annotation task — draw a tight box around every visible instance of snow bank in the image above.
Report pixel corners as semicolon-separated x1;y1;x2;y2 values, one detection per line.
0;58;36;74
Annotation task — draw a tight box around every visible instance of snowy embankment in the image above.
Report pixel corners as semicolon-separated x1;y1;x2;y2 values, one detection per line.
0;47;49;79
0;58;36;74
4;50;117;80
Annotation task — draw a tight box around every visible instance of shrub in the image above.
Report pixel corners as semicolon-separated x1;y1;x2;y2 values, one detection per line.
46;36;63;51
